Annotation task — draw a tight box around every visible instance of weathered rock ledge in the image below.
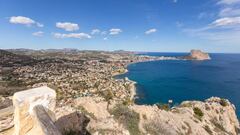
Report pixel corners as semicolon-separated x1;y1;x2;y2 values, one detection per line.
72;96;239;135
1;87;239;135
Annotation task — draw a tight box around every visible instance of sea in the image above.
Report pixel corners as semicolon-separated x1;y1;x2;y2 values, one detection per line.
115;52;240;117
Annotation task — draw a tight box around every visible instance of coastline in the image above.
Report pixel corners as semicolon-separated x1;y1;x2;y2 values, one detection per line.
112;59;163;102
112;67;137;101
112;56;178;102
112;52;210;104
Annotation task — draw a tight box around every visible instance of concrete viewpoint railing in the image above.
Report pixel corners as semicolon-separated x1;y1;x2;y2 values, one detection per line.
32;105;61;135
13;86;61;135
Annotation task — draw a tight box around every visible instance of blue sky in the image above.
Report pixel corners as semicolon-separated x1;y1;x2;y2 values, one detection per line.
0;0;240;52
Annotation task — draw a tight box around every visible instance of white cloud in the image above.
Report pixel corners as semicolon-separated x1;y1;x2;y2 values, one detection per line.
32;31;44;37
9;16;43;27
56;22;79;31
36;23;44;27
219;7;240;17
183;16;240;45
53;32;91;39
103;37;108;40
101;31;107;35
109;28;122;35
182;0;240;45
145;28;157;34
217;0;240;5
91;29;101;35
211;17;240;27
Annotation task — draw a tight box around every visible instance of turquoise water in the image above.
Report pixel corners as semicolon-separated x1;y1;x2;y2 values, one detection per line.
116;53;240;116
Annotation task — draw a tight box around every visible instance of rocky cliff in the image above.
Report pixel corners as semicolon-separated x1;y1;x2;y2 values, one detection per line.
70;96;239;135
1;87;239;135
182;50;211;60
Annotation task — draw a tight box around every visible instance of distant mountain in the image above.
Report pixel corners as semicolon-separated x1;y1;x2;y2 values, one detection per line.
40;48;79;53
0;49;36;67
113;50;134;54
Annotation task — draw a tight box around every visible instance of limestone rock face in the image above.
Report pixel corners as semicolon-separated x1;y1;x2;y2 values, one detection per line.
13;86;57;135
132;97;239;135
189;49;211;60
72;97;239;135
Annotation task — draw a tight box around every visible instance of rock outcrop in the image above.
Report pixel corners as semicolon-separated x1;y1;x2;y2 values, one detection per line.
1;87;239;135
73;97;239;135
183;49;211;60
132;97;239;135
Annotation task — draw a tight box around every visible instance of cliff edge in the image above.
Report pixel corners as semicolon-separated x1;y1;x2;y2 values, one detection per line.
1;87;239;135
71;96;239;135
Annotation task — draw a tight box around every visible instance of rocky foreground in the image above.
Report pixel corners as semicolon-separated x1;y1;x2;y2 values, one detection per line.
1;86;239;135
63;97;240;135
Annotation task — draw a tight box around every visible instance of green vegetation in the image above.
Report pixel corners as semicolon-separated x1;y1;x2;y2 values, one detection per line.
101;89;114;102
142;114;147;120
144;121;172;135
101;89;114;109
77;106;97;120
179;102;193;108
122;97;133;106
110;104;140;135
193;107;204;120
219;99;228;107
156;103;170;111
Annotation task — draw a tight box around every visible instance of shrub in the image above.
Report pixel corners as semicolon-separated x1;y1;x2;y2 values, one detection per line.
144;121;172;135
193;107;204;120
77;106;97;120
122;97;133;106
156;103;170;111
219;99;228;107
101;89;114;102
179;102;192;108
142;114;147;120
110;104;140;135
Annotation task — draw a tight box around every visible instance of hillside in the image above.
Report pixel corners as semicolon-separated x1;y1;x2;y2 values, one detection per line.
0;49;36;67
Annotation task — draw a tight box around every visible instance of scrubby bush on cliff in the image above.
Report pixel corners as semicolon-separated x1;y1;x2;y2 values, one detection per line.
101;89;114;101
110;104;140;135
193;107;204;120
144;120;172;135
219;98;228;107
100;89;114;109
156;103;170;111
77;106;97;120
122;97;133;106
